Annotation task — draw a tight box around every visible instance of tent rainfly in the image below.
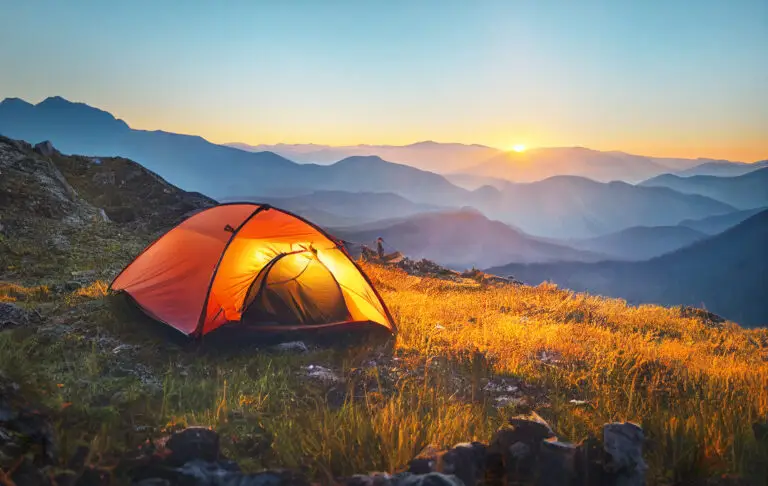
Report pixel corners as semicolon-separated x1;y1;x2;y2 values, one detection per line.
110;203;396;337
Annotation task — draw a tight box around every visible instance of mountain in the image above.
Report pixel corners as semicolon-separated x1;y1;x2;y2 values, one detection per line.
678;207;766;235
472;176;736;239
487;210;768;327
640;168;768;210
460;147;711;184
226;140;502;174
444;173;511;190
331;208;604;269
0;96;469;205
219;190;449;227
568;225;707;261
674;159;768;177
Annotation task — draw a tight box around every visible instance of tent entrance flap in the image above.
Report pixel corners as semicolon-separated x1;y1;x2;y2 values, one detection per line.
241;251;352;327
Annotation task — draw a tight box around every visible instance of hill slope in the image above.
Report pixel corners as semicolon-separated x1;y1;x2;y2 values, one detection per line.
488;210;768;327
568;225;707;261
332;208;602;269
640;168;768;209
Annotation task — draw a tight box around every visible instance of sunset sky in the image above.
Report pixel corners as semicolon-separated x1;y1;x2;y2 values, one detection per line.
1;0;766;161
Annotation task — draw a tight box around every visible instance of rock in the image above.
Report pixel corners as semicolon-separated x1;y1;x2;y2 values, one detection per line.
33;140;56;157
305;364;342;383
536;440;576;486
680;306;725;326
344;473;397;486
439;442;487;486
0;302;30;330
603;422;647;486
574;436;604;486
397;472;464;486
65;280;83;291
133;479;171;486
165;427;221;466
487;412;556;483
273;341;309;353
173;460;310;485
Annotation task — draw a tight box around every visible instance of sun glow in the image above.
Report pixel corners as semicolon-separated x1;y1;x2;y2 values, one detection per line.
512;144;526;153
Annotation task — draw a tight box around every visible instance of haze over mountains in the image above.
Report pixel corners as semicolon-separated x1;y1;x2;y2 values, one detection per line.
640;168;768;210
331;207;603;269
488;210;768;327
0;96;742;240
227;141;501;174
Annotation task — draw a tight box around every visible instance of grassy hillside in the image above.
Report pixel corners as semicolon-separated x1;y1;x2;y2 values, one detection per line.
2;249;768;483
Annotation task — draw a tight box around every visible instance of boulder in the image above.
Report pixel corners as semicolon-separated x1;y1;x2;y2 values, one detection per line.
0;302;31;330
603;422;647;486
438;442;487;486
487;412;556;482
536;440;576;486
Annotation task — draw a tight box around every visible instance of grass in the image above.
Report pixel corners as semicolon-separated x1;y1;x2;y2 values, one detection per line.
1;233;767;484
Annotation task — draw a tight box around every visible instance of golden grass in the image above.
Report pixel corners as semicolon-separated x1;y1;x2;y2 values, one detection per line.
363;263;768;480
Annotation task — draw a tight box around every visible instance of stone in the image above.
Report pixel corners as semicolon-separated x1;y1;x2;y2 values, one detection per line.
273;341;309;353
344;473;397;486
488;412;557;483
397;472;464;486
603;422;647;486
0;302;30;329
33;140;56;157
438;442;487;486
536;440;577;486
165;427;221;465
574;436;604;486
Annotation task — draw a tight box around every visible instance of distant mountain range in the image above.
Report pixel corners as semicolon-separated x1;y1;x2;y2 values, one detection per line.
226;141;501;174
567;225;707;261
673;159;768;177
220;190;448;227
453;147;733;184
330;208;603;269
488;210;768;327
678;207;766;235
0;96;747;240
640;168;768;210
473;176;735;239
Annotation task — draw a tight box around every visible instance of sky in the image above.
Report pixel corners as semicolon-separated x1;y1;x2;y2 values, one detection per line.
1;0;766;161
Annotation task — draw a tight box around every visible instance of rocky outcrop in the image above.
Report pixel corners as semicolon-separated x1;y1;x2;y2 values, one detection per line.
0;136;215;233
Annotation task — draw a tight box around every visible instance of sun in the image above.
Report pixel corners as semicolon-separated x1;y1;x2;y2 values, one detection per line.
511;144;526;153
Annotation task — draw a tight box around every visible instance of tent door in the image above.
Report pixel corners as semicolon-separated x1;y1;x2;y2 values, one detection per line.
241;251;351;327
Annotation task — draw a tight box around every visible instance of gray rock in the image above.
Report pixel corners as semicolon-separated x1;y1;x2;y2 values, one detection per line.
439;442;486;486
0;302;30;329
397;472;464;486
33;140;56;157
536;440;576;486
603;422;647;486
273;341;309;353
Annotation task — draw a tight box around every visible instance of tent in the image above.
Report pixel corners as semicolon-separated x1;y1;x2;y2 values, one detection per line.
110;203;396;337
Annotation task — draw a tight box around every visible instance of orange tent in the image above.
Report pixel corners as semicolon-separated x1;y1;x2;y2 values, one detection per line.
110;203;396;337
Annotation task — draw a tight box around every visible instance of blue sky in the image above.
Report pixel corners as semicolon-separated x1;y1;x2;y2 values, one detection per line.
1;0;766;159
